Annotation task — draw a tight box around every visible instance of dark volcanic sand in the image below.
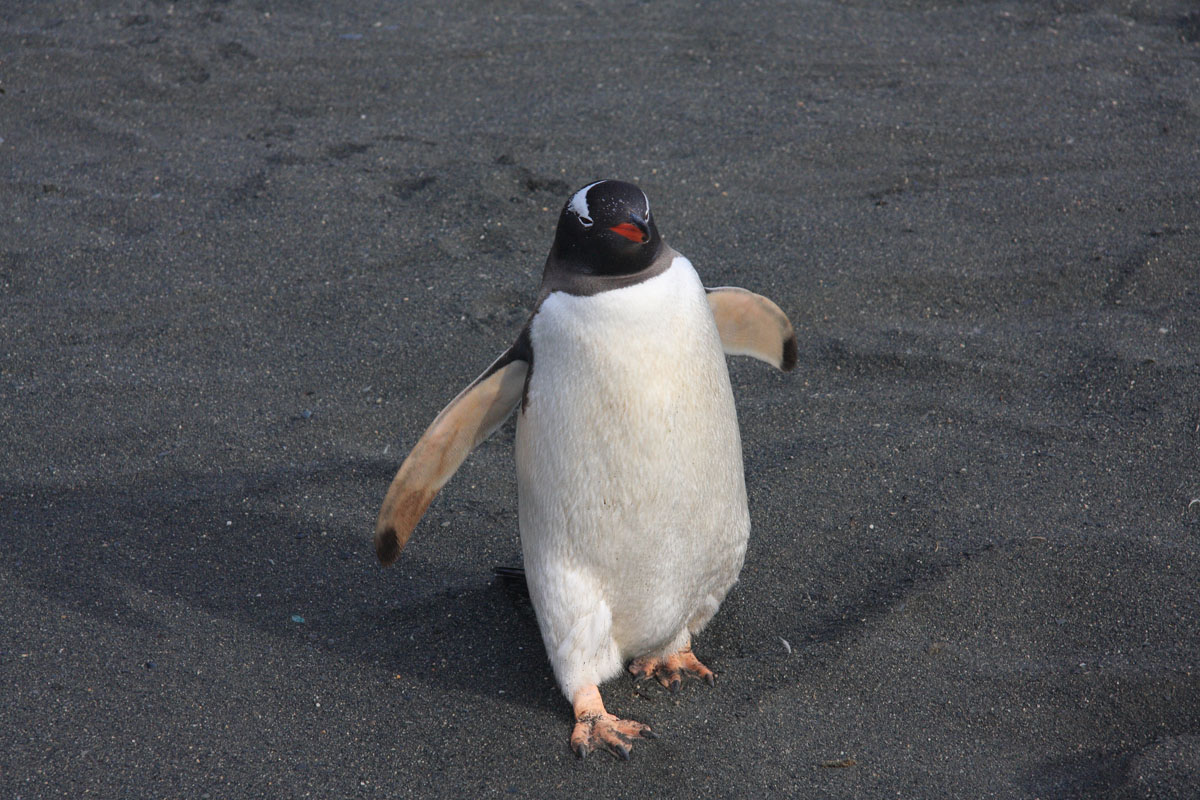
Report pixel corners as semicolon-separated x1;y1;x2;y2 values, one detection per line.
3;1;1199;797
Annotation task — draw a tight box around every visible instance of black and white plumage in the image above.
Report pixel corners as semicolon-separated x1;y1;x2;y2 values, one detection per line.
375;180;796;758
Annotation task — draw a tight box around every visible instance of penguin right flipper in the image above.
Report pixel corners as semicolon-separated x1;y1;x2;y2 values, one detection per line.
706;287;798;371
375;343;529;565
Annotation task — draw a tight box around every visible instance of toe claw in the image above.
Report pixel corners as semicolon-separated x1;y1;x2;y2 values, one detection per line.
571;691;651;762
632;647;716;694
641;728;658;740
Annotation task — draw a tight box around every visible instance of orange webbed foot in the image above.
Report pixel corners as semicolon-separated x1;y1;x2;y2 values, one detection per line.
570;685;655;760
628;644;716;692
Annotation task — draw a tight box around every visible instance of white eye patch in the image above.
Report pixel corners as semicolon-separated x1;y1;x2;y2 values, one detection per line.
568;181;603;228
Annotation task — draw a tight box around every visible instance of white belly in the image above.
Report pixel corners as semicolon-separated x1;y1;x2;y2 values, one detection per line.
515;256;750;697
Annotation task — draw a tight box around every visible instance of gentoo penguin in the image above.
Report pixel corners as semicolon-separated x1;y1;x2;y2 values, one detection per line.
375;180;796;759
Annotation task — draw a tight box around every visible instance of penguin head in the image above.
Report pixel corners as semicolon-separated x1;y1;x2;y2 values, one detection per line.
549;180;662;276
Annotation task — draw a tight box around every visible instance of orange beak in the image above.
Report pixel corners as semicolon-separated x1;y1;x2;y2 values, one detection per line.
609;215;650;243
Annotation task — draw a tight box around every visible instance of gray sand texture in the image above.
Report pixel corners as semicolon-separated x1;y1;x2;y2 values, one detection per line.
3;1;1199;798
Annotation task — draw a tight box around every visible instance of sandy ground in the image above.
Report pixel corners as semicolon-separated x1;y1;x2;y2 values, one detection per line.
3;1;1199;797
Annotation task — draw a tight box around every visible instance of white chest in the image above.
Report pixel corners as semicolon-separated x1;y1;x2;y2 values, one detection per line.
519;257;739;491
514;257;749;656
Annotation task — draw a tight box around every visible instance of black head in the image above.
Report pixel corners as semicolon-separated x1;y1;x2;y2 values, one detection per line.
547;180;663;277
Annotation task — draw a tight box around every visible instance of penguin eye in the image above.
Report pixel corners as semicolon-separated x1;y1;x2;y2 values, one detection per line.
577;214;593;229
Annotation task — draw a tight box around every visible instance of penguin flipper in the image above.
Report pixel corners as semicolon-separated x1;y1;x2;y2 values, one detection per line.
374;351;528;565
706;287;798;371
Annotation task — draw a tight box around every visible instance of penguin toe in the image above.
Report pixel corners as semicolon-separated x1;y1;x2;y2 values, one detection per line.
571;714;654;761
628;645;716;691
628;655;662;682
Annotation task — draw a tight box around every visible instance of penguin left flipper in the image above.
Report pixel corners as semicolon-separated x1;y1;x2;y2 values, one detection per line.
706;286;798;371
375;349;529;565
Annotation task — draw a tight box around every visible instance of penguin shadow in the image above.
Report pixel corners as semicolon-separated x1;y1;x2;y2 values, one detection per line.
360;563;558;713
2;462;558;714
